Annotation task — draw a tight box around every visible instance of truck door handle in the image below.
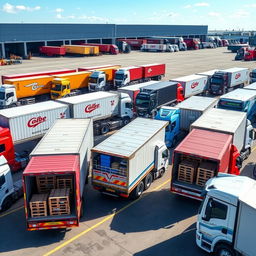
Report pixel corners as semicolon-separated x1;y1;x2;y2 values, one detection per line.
221;228;227;234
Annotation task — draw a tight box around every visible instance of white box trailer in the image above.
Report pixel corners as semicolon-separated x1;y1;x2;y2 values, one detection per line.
196;70;218;90
91;118;169;198
190;108;248;153
57;91;133;135
170;74;207;98
176;96;217;131
0;101;70;144
221;67;249;88
141;44;172;52
244;82;256;90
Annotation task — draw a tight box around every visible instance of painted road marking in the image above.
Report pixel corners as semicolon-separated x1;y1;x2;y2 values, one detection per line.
0;206;23;218
43;178;171;256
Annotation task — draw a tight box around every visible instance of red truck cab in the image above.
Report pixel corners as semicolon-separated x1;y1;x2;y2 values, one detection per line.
170;129;240;200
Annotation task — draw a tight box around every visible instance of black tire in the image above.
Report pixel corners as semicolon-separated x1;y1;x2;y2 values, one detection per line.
122;117;130;126
1;196;13;211
144;173;153;190
101;124;110;135
214;244;236;256
131;181;144;199
159;168;165;178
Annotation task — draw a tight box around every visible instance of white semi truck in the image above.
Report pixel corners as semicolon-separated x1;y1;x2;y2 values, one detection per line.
197;174;256;256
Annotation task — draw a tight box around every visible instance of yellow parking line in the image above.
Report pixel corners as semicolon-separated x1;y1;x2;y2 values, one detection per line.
43;178;171;256
252;146;256;153
0;206;23;218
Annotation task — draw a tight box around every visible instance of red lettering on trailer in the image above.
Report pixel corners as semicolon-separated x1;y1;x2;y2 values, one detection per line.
148;68;152;73
60;112;66;119
235;73;241;79
191;82;199;89
85;103;100;113
28;116;47;128
110;100;115;106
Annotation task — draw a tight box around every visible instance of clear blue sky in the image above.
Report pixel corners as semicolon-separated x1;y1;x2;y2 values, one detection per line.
0;0;255;30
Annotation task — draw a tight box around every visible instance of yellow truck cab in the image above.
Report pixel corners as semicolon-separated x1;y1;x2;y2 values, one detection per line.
50;78;71;99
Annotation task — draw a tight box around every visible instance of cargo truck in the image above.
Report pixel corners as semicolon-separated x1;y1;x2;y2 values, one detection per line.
209;68;249;95
0;156;23;211
155;96;217;147
197;174;256;256
183;38;200;50
141;44;174;52
170;128;241;200
23;118;93;230
39;46;66;57
114;63;165;88
57;91;133;135
117;81;158;110
115;41;131;53
170;74;208;98
51;71;91;99
244;48;256;61
227;44;248;53
0;101;70;171
135;81;184;117
191;108;255;161
88;65;121;91
92;118;169;198
196;70;218;93
117;39;147;50
82;43;119;55
217;88;256;122
1;68;76;84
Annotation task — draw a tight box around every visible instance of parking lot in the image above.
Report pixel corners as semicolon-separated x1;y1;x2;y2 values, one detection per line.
1;47;256;256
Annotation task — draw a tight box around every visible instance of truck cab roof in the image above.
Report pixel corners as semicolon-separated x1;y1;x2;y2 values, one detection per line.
205;175;256;207
219;88;256;101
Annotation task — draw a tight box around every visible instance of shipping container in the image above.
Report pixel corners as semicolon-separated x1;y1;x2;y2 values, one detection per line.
24;119;93;230
0;101;69;144
141;63;166;79
62;45;91;55
39;46;66;56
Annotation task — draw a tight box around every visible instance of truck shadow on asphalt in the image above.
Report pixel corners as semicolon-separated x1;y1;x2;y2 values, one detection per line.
109;188;200;234
133;223;208;256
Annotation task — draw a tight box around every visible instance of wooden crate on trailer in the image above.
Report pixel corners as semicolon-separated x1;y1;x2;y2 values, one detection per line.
29;193;48;218
196;162;216;187
49;188;70;216
56;176;73;193
178;160;198;184
36;175;56;193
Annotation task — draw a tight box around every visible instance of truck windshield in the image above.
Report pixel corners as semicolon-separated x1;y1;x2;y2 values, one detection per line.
89;77;98;84
136;95;150;107
115;73;124;80
211;77;222;85
218;99;244;111
0;92;5;100
251;72;256;78
52;84;62;91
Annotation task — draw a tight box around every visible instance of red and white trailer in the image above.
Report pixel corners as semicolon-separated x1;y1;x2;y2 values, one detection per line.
114;63;165;87
39;46;66;57
1;68;76;84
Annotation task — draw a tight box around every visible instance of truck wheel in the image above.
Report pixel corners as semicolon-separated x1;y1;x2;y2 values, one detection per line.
131;181;144;199
214;244;236;256
122;117;130;126
159;168;165;178
101;124;110;135
1;196;13;211
144;173;153;190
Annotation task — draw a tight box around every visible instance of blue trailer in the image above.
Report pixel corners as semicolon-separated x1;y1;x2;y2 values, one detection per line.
217;88;256;122
155;96;217;147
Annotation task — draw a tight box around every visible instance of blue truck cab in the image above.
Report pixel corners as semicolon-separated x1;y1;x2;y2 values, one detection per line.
155;96;217;148
217;88;256;122
155;107;180;147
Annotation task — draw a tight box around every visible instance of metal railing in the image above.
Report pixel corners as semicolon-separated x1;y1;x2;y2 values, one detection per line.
93;164;127;177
